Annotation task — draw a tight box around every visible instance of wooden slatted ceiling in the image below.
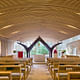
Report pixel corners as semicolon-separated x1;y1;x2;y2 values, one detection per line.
0;0;80;10
0;0;80;42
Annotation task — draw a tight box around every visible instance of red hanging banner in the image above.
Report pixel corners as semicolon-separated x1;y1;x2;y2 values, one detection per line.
18;51;23;58
54;49;57;54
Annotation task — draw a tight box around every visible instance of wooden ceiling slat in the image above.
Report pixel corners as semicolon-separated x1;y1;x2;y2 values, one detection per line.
0;0;80;41
2;0;13;6
74;1;80;11
0;3;4;8
6;0;17;6
0;0;10;7
0;0;8;8
69;0;80;10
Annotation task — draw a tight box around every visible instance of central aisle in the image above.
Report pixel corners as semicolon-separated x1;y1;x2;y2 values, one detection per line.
27;64;52;80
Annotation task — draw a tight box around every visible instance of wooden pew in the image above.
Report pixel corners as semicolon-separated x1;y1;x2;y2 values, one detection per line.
58;65;80;80
0;58;33;80
66;55;80;58
0;57;33;72
0;61;28;80
0;71;12;80
13;58;32;73
47;58;80;80
68;72;80;80
0;65;23;80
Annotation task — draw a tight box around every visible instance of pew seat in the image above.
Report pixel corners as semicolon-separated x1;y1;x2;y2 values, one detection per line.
58;65;80;80
0;61;28;80
0;71;12;80
0;65;23;80
0;58;33;80
68;72;80;80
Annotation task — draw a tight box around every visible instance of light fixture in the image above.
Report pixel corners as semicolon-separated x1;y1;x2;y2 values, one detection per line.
11;31;20;34
0;13;3;15
59;31;68;35
76;13;80;15
67;25;79;30
0;24;14;30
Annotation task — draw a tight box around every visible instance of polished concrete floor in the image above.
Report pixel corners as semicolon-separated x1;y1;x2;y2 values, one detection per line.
27;64;52;80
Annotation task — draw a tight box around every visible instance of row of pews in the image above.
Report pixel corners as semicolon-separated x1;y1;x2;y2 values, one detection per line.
0;56;33;80
47;57;80;80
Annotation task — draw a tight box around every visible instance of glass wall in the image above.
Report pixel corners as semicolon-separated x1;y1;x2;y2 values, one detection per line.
56;35;80;57
13;42;27;58
13;41;49;58
13;35;80;58
30;41;49;55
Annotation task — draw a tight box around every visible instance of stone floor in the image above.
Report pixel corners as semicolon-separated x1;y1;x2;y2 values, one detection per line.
27;64;52;80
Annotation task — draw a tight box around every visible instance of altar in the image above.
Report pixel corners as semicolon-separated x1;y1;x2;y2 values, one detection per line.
34;54;45;62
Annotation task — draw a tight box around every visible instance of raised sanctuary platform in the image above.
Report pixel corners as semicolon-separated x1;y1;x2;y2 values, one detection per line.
33;55;45;62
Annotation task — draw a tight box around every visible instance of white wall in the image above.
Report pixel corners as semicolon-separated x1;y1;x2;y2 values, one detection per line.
7;40;14;55
0;37;14;56
67;40;80;56
1;38;8;56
